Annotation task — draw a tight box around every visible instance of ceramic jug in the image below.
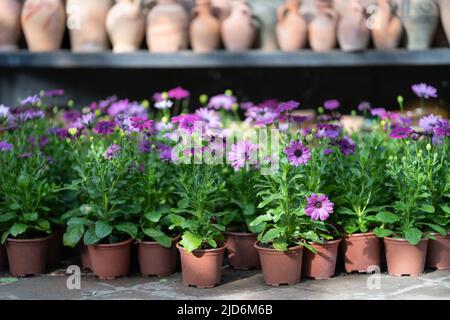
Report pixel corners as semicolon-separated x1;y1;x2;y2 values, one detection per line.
251;0;283;51
190;0;221;52
106;0;145;53
21;0;66;52
0;0;22;51
309;6;338;52
276;0;307;52
211;0;231;20
394;0;438;50
370;0;402;50
221;0;256;51
66;0;112;52
436;0;450;44
337;0;370;52
333;0;376;15
147;0;189;52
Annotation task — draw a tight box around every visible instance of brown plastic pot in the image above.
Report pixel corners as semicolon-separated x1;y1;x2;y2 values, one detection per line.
47;228;64;269
6;235;52;277
255;243;303;286
342;232;380;273
0;244;7;271
384;237;429;276
79;242;92;271
177;243;226;289
137;236;179;277
87;238;132;280
426;233;450;270
225;232;260;270
303;239;342;280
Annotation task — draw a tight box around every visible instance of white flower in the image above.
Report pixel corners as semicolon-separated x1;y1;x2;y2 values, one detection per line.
0;104;10;118
154;100;174;110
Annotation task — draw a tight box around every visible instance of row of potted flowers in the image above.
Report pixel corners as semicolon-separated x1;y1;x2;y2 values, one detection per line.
0;84;448;288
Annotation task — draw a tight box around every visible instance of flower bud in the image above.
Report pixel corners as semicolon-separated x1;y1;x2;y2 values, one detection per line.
141;100;150;109
317;106;324;114
426;143;431;151
65;138;71;144
68;128;78;136
199;94;208;105
95;110;101;117
161;92;169;100
231;103;239;112
397;95;404;105
68;100;74;108
161;116;169;124
225;89;233;96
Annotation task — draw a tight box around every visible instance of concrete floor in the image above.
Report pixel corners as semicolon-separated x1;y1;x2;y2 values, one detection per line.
1;262;449;300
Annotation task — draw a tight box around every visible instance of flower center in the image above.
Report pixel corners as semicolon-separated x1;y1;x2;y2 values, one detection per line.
314;201;322;209
294;148;303;158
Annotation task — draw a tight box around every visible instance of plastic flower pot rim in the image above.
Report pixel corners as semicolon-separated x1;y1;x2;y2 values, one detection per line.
253;242;303;254
383;237;430;244
88;238;133;249
343;232;376;238
224;231;258;238
7;234;53;244
176;242;227;255
136;235;180;246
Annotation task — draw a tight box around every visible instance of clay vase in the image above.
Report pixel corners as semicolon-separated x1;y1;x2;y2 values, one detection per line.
0;244;7;271
137;237;179;276
47;228;64;269
370;0;402;50
303;239;341;279
251;0;284;51
177;243;226;288
106;0;145;53
384;237;429;276
6;235;52;277
342;233;381;273
87;238;132;280
146;0;189;53
394;0;438;50
0;0;22;51
426;233;450;270
221;0;256;51
255;243;303;286
66;0;112;52
21;0;66;52
337;0;370;52
436;0;450;44
309;7;338;52
189;0;221;52
225;232;260;270
276;0;308;51
211;0;231;20
79;242;92;271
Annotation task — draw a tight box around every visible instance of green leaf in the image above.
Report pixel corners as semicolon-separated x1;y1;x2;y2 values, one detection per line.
336;207;356;216
207;239;217;248
10;223;28;237
115;222;138;239
0;213;17;223
83;228;101;245
63;224;85;248
145;211;162;223
344;225;360;235
0;277;18;284
261;228;283;243
243;204;255;216
373;227;394;238
419;204;435;213
67;217;89;226
440;204;450;214
422;223;447;237
8;203;21;210
94;221;113;239
143;228;166;239
177;198;189;209
23;212;38;222
249;214;272;227
272;238;288;252
179;232;202;252
36;219;50;231
80;204;94;215
153;235;173;248
405;228;422;246
375;211;399;224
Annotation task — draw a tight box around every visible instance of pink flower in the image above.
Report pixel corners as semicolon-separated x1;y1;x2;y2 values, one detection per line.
305;194;334;221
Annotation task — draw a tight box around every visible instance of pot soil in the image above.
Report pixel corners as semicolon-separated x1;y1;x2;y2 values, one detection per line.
225;232;259;270
177;243;226;288
303;239;342;280
254;243;303;286
6;235;52;277
138;236;179;277
426;233;450;270
384;237;429;276
87;238;132;280
79;242;92;271
342;233;380;273
0;244;7;271
47;228;64;269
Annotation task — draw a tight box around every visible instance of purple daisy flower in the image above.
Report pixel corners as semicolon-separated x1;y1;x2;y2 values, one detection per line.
155;121;174;132
284;140;311;167
412;83;438;99
227;141;258;170
172;114;201;134
49;128;68;140
324;148;334;155
240;102;255;110
276;100;300;113
291;114;312;124
153;92;164;102
196;107;222;129
324;99;340;110
0;141;13;152
157;143;173;162
305;194;334;221
103;144;121;160
94;121;116;135
107;99;130;117
390;127;413;139
62;110;81;124
43;89;64;97
129;117;154;133
315;123;341;139
337;136;356;155
139;140;152;153
419;114;443;133
371;108;388;119
208;94;236;110
168;87;190;100
20;94;41;106
259;99;279;110
81;112;96;128
358;101;372;112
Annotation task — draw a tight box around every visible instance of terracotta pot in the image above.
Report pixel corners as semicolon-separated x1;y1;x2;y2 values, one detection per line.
106;0;145;53
6;235;52;277
251;0;283;51
47;228;64;269
146;0;189;52
66;0;112;52
437;0;450;44
371;0;402;50
221;0;256;51
384;237;429;276
21;0;66;52
276;0;307;51
337;0;370;52
426;233;450;270
255;243;303;286
394;0;438;50
308;7;338;52
87;238;132;280
303;239;341;280
79;242;92;271
225;232;259;270
211;0;231;21
0;0;22;51
137;237;179;276
177;243;225;288
342;232;381;273
189;0;221;53
0;244;7;271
